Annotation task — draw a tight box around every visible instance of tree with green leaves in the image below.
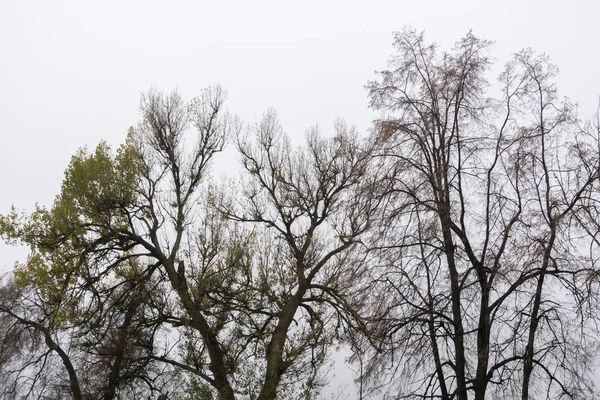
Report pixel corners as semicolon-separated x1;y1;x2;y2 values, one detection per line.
0;85;376;400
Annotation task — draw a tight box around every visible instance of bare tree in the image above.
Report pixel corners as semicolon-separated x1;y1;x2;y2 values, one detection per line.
363;28;600;400
0;264;178;400
0;277;84;399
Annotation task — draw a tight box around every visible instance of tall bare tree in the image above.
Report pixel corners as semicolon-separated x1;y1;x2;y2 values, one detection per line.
363;28;600;400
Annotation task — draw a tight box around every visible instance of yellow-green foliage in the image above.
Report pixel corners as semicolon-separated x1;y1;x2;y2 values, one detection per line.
0;139;142;302
58;139;141;229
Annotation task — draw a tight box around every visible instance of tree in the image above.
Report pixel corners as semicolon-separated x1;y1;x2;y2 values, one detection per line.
0;255;179;399
0;86;376;400
216;111;378;400
362;28;600;400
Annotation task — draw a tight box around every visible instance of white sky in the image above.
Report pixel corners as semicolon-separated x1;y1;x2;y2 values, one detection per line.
1;0;599;397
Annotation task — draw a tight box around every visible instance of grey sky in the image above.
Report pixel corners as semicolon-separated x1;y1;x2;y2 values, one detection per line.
1;0;599;214
1;0;599;396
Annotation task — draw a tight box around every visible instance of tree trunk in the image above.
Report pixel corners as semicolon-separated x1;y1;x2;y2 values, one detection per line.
440;211;468;400
257;293;303;400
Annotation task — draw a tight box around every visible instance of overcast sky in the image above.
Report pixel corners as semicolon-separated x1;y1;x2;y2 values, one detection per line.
1;0;599;396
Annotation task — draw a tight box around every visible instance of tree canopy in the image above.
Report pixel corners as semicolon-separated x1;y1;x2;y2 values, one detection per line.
1;29;600;400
